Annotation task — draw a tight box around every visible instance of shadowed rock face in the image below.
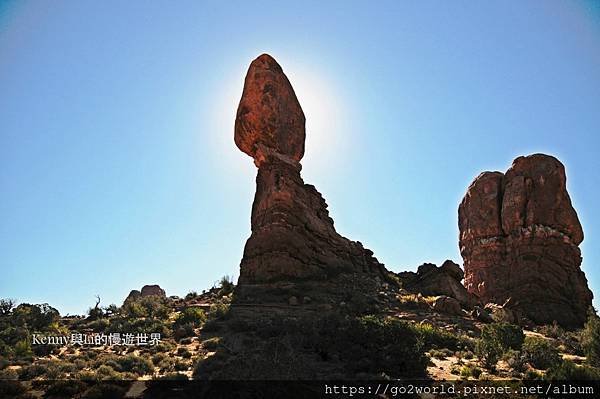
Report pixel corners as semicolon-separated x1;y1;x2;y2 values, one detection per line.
459;154;592;327
398;260;475;307
235;54;386;286
235;54;305;167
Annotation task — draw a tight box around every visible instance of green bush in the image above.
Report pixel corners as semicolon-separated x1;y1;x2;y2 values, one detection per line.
194;314;429;379
175;308;206;328
174;359;191;371
217;275;234;297
14;340;32;358
476;323;524;370
545;359;600;380
95;365;123;380
116;354;153;376
460;364;482;379
581;308;600;367
208;301;230;320
522;336;561;370
177;347;192;358
502;349;526;372
173;322;195;340
121;296;170;319
411;323;472;351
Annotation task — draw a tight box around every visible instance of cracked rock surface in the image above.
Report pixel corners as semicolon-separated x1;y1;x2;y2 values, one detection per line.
459;154;592;327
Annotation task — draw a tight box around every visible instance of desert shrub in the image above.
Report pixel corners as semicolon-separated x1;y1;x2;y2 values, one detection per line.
523;369;542;380
490;323;524;351
581;308;600;367
537;321;565;339
195;314;428;379
449;364;461;375
174;359;191;371
154;372;188;380
397;293;432;310
108;317;171;338
116;354;153;376
545;359;600;380
158;357;176;373
121;296;169;320
96;365;123;380
175;308;206;328
14;340;32;358
0;368;18;380
476;323;524;370
185;291;198;301
31;342;59;357
429;348;452;360
460;364;482;379
152;353;167;365
217;275;235;297
18;362;50;379
411;323;470;351
173;322;196;340
207;301;230;320
313;315;428;377
502;349;527;372
179;337;193;345
522;336;560;370
152;340;176;353
177;347;192;358
86;318;110;333
11;303;60;331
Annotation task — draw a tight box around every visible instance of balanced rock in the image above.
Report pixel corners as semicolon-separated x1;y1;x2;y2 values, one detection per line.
397;260;473;307
235;54;305;167
235;54;388;288
459;154;592;327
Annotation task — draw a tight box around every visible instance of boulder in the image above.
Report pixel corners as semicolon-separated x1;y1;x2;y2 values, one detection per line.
459;154;592;327
235;54;305;166
398;260;474;307
432;296;462;316
140;284;166;298
123;285;166;306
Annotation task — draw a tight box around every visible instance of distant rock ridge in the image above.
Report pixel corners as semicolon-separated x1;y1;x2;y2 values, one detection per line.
123;284;166;305
234;54;388;289
397;260;474;307
459;154;592;327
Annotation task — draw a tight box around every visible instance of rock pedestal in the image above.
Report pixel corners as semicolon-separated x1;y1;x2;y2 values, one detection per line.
234;54;388;292
459;154;592;327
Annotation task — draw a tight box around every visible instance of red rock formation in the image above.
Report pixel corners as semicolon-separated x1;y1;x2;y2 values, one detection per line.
459;154;592;327
235;54;387;287
397;260;475;307
235;54;305;167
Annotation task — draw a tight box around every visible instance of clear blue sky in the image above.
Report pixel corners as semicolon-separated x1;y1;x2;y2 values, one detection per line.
1;1;599;315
